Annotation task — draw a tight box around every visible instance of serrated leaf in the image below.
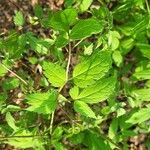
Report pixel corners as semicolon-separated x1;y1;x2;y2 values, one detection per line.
43;61;66;87
73;77;116;104
5;130;44;149
73;51;112;88
13;11;24;26
120;38;134;55
131;88;150;101
74;101;96;118
69;86;79;100
49;8;77;31
136;43;150;59
126;108;150;124
112;50;123;67
133;69;150;80
70;18;103;40
26;90;58;114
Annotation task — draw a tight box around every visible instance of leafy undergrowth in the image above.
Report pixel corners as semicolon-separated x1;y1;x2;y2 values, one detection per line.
0;0;150;149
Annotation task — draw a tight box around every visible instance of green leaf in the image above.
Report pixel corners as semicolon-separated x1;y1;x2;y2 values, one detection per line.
26;32;50;54
126;108;150;124
49;8;77;31
52;126;63;140
5;130;44;149
62;8;77;26
73;51;112;87
55;34;69;48
43;61;66;87
120;38;134;55
108;118;118;140
112;50;123;67
84;130;111;150
13;11;25;26
136;43;150;59
69;132;84;145
74;101;96;118
34;5;43;19
72;77;116;104
6;112;18;131
52;141;67;150
2;78;20;91
131;88;150;101
69;86;79;100
133;69;150;80
26;90;58;114
80;0;93;12
0;63;7;77
84;43;93;55
70;18;103;40
108;31;120;50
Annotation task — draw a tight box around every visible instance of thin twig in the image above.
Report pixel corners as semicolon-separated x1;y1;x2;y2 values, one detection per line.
73;39;83;49
66;42;72;82
1;63;28;85
49;111;55;135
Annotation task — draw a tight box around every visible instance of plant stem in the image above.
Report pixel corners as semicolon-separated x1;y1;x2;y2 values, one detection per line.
145;0;150;27
66;42;72;82
73;39;83;49
49;42;72;135
145;0;150;14
1;63;27;85
49;111;55;135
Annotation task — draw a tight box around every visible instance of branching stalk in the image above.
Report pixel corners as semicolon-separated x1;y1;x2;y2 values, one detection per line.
49;42;72;135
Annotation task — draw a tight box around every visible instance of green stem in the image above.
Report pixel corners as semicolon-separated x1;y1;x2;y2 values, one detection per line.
66;42;72;82
49;111;55;135
145;0;150;14
49;42;72;135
